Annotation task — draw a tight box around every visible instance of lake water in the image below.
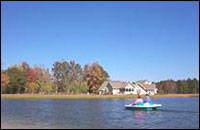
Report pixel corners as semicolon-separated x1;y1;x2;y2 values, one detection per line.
1;97;199;129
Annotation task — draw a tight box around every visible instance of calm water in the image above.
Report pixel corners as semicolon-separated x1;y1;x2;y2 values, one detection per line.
1;97;199;129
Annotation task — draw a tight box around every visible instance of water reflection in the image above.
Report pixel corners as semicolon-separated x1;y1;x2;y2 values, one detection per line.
161;109;199;114
1;98;199;129
133;111;163;119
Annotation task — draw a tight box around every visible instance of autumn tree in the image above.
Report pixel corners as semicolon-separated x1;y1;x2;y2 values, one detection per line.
26;66;53;94
83;62;109;93
52;61;70;93
6;66;27;94
68;61;84;93
1;70;10;93
52;60;88;94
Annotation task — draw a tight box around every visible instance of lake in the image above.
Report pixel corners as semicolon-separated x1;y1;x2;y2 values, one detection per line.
1;97;199;129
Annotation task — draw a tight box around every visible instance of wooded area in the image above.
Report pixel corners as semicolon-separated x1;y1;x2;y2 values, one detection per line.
1;61;199;94
1;61;109;94
156;78;199;94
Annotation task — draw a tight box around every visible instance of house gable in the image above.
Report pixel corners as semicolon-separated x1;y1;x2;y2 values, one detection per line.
132;82;147;94
124;82;134;89
107;82;113;92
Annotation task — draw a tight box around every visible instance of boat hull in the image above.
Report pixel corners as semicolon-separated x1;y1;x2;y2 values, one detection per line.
125;103;162;111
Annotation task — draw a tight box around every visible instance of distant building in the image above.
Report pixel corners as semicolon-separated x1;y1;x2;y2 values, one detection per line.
136;80;158;95
98;80;158;95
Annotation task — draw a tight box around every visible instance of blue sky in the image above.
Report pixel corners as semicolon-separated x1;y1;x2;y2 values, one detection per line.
1;1;199;82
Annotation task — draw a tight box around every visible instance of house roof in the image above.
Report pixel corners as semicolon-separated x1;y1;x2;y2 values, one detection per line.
136;80;148;83
108;80;128;89
99;80;129;90
138;83;157;89
136;80;150;84
136;80;157;89
99;80;157;91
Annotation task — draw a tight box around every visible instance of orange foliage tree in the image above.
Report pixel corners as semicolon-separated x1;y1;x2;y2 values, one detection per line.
1;71;10;93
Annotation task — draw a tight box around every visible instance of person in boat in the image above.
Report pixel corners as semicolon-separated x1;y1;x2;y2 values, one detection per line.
144;94;151;103
133;95;144;105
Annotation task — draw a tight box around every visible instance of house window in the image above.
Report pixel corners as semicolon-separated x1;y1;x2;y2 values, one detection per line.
125;89;128;92
129;88;132;92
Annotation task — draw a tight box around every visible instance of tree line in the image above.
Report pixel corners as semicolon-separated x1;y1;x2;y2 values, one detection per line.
1;61;199;94
1;61;109;94
156;78;199;94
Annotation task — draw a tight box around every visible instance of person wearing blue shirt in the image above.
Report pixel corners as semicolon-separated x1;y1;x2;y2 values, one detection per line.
144;94;151;103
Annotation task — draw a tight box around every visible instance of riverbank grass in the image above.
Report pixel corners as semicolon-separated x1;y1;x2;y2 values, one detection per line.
1;94;199;100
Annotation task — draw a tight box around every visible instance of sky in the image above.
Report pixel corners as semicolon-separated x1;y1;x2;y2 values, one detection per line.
1;1;199;82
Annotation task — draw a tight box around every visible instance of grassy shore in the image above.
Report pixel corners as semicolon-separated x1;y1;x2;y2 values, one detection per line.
1;94;199;100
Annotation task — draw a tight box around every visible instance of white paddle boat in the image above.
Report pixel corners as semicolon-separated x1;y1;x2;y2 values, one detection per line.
125;102;162;110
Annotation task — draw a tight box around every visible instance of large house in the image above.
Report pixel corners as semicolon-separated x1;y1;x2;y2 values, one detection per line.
98;80;158;95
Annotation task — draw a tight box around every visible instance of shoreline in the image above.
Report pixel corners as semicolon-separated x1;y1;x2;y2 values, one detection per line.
1;94;199;100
